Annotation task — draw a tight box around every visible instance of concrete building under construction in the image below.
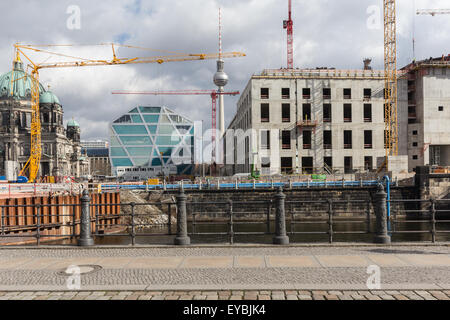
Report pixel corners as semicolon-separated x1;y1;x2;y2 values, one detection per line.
223;56;450;176
0;59;89;181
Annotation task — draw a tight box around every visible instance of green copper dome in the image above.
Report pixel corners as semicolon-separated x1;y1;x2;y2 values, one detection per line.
40;90;60;105
67;119;80;127
0;61;45;100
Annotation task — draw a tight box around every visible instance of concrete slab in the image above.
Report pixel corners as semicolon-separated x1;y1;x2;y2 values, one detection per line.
126;257;183;269
181;257;233;269
367;255;410;267
267;256;319;268
95;257;132;269
47;258;103;270
18;258;62;270
234;256;265;268
0;258;35;269
398;254;450;266
316;255;371;267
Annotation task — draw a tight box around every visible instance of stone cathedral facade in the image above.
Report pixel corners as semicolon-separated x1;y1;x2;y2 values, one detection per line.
0;59;89;181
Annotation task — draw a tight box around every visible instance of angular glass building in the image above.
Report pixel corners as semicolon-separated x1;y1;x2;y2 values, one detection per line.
109;106;199;180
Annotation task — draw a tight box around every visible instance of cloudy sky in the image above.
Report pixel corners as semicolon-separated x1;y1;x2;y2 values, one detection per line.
1;0;449;140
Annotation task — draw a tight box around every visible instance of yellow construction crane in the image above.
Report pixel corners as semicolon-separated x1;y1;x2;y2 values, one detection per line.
13;43;245;182
383;0;398;171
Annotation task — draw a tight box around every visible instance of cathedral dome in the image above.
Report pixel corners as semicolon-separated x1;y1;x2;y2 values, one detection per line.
40;90;60;105
67;119;80;127
0;60;45;100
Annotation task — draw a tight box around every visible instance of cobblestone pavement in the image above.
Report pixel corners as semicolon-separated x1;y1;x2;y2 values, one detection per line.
0;245;448;291
0;290;449;300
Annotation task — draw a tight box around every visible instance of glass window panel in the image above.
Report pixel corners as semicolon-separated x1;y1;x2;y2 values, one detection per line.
110;136;121;147
110;147;128;156
183;135;194;145
163;158;171;164
113;125;147;135
113;115;132;123
143;115;160;123
153;149;161;157
151;158;162;166
131;115;143;123
119;136;152;145
132;158;150;166
147;125;157;134
139;107;161;113
129;108;139;113
158;147;174;156
160;114;170;123
176;125;191;134
112;158;133;167
158;125;177;135
126;147;152;157
156;136;181;145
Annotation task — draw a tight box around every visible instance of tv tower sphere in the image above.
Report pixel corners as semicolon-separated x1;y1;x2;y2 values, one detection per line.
213;60;228;87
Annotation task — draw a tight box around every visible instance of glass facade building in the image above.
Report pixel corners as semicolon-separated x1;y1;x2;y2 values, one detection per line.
109;106;198;179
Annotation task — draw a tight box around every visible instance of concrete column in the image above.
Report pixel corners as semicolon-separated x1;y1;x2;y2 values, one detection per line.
273;187;289;245
374;184;391;244
174;188;190;245
77;189;94;246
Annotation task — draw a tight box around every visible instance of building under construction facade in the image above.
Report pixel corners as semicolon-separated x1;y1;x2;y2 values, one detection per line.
0;59;90;181
223;56;450;176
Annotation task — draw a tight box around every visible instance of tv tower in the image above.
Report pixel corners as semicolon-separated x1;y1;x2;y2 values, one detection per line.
213;7;228;138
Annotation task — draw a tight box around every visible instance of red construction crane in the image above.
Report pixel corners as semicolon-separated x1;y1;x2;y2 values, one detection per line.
111;90;239;162
283;0;294;69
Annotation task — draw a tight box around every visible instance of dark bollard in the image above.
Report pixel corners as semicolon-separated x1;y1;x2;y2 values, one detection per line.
273;187;289;245
374;184;391;244
78;189;94;246
174;187;190;245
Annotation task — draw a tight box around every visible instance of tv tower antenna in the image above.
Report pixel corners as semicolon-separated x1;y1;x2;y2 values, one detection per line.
213;7;228;161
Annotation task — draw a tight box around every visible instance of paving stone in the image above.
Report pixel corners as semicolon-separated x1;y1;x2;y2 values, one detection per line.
286;295;298;300
313;295;326;300
380;295;395;300
298;295;312;300
206;296;219;300
180;295;194;300
151;295;165;300
366;295;382;300
231;291;244;296
194;295;207;300
339;295;354;300
328;291;343;296
258;295;271;300
33;296;49;300
325;295;339;300
272;295;286;300
385;290;401;295
230;296;243;300
393;295;409;300
165;295;180;300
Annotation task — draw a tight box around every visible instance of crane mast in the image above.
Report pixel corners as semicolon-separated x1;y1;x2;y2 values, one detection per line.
384;0;398;164
283;0;294;69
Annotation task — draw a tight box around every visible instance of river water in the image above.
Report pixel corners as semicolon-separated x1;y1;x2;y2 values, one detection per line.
89;219;450;245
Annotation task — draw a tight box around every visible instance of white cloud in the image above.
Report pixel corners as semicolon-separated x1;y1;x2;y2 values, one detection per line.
1;0;449;140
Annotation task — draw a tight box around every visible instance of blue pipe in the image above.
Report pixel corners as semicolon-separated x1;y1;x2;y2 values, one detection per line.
382;175;391;219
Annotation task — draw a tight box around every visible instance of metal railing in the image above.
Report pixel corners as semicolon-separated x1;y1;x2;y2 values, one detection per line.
1;187;449;246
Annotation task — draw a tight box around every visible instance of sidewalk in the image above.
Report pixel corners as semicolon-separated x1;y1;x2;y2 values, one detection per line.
0;244;449;292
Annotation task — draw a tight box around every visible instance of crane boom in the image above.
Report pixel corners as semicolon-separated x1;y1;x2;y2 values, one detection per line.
417;9;450;16
14;43;245;182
